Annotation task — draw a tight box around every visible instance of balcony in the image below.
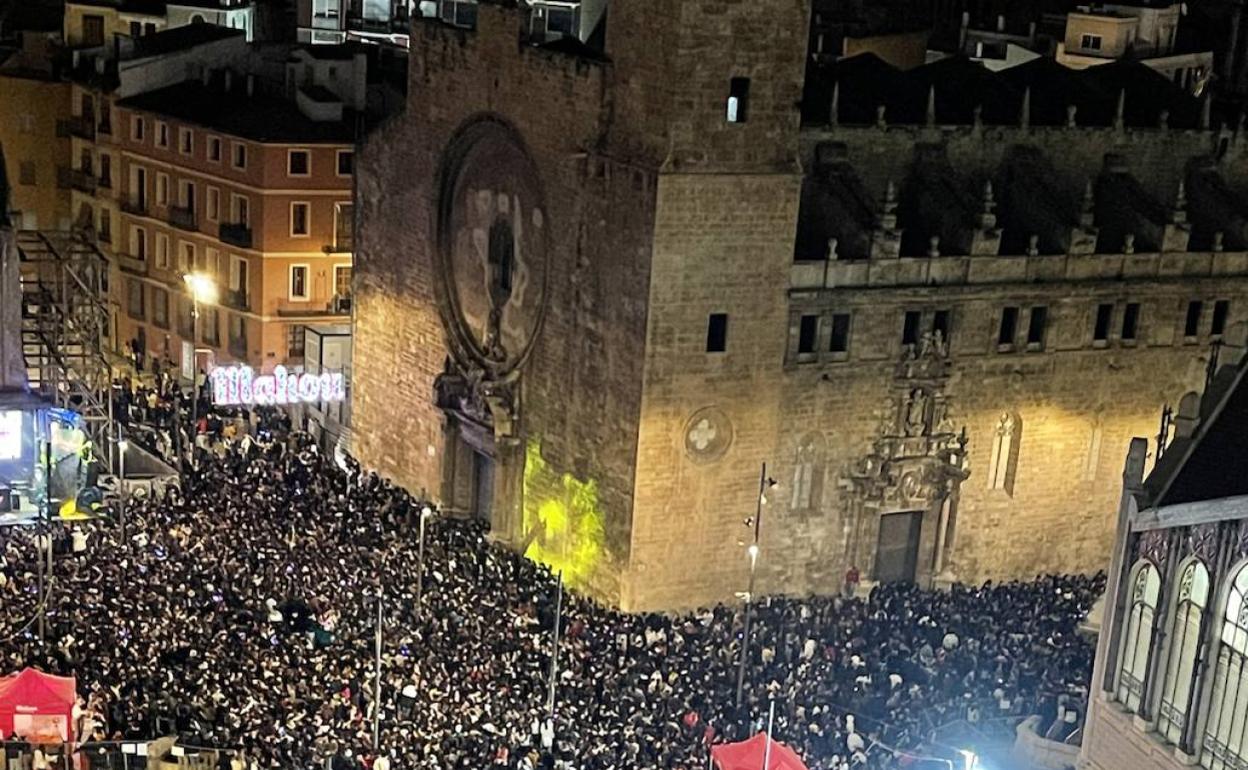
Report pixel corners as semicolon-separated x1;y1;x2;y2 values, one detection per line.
120;197;148;217
219;222;253;249
168;205;196;231
323;234;353;253
56;115;96;141
118;253;148;276
276;295;352;317
58;166;97;194
223;288;250;311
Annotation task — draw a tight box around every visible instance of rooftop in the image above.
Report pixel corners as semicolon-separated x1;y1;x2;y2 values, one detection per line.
67;0;167;15
130;23;242;57
1142;351;1248;510
803;52;1206;128
116;78;357;143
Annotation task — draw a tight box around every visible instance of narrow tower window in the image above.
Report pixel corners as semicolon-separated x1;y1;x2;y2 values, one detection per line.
726;77;750;123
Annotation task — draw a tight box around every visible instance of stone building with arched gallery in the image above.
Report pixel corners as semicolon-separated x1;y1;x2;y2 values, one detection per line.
352;0;1248;611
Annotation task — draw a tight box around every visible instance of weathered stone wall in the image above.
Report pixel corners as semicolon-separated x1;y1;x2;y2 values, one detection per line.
353;7;654;602
356;1;1248;614
621;120;1248;611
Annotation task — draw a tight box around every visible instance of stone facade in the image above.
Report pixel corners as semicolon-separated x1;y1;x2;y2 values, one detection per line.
354;0;1248;611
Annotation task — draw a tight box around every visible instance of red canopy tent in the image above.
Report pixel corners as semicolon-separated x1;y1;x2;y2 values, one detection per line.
0;668;77;743
711;733;810;770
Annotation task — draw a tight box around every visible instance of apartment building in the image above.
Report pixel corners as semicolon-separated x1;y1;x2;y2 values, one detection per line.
111;71;355;379
63;0;255;48
0;32;72;231
1057;2;1212;95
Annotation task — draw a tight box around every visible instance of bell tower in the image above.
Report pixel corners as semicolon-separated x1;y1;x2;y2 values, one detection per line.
603;0;811;173
613;0;815;609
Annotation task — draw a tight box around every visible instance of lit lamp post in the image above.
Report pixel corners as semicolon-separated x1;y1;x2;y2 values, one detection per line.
735;462;777;708
117;436;129;540
183;272;217;469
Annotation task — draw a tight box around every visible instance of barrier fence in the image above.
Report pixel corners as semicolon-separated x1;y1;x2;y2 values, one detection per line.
1;740;232;770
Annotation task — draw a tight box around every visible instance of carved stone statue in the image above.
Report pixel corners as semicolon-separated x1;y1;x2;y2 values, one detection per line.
906;388;930;436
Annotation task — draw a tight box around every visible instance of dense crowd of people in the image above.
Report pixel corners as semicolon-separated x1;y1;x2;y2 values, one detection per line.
0;406;1103;770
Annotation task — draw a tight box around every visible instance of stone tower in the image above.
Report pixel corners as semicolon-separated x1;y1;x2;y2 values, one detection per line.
352;0;809;607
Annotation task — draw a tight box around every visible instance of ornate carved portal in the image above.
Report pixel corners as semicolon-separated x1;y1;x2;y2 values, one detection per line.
839;332;970;587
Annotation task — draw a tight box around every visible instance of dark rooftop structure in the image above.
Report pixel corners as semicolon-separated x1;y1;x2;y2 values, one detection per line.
130;23;242;57
803;52;1210;129
115;78;357;142
1142;352;1248;510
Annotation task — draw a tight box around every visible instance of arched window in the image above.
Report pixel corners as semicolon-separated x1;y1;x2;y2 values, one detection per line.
1203;565;1248;769
1118;560;1161;712
987;412;1021;495
1158;559;1209;745
790;433;825;513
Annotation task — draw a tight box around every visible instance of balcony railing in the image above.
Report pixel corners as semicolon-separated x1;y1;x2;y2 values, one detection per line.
118;253;148;276
56;115;96;140
168;205;196;231
120;197;148;217
223;288;250;311
219;222;253;249
323;234;353;253
58;166;97;194
275;295;352;317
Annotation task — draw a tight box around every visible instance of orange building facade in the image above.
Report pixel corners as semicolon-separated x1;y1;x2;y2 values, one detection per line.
110;98;354;378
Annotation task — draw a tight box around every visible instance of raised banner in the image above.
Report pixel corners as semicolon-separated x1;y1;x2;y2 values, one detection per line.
210;365;346;407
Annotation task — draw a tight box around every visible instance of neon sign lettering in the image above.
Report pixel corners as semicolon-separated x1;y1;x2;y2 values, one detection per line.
210;365;345;407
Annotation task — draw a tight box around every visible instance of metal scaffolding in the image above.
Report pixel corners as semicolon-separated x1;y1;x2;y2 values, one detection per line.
16;230;115;468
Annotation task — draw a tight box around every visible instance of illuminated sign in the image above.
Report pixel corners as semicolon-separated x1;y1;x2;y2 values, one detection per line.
0;411;20;461
210;365;345;407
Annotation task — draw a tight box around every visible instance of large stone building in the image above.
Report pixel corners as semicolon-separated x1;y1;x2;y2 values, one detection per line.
353;0;1248;611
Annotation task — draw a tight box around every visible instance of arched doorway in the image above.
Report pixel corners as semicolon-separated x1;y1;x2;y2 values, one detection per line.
434;361;496;522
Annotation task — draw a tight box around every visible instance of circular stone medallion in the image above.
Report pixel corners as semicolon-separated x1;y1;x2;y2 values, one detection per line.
435;119;550;374
683;407;734;464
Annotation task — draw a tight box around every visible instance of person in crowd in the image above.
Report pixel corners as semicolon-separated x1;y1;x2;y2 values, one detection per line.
0;394;1103;770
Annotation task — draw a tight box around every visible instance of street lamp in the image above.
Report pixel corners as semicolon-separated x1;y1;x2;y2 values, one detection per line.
415;505;434;615
183;272;217;469
735;463;778;708
117;436;129;539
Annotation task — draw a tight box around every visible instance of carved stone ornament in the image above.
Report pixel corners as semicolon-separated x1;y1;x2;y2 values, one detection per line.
1187;522;1219;565
683;407;734;464
896;330;950;381
434;362;521;443
430;118;555;444
1138;529;1169;570
1236;519;1248;561
841;344;968;508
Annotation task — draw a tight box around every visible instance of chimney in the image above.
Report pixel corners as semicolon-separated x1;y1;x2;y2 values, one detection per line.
246;74;255;97
201;64;211;86
224;69;234;92
996;14;1005;32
